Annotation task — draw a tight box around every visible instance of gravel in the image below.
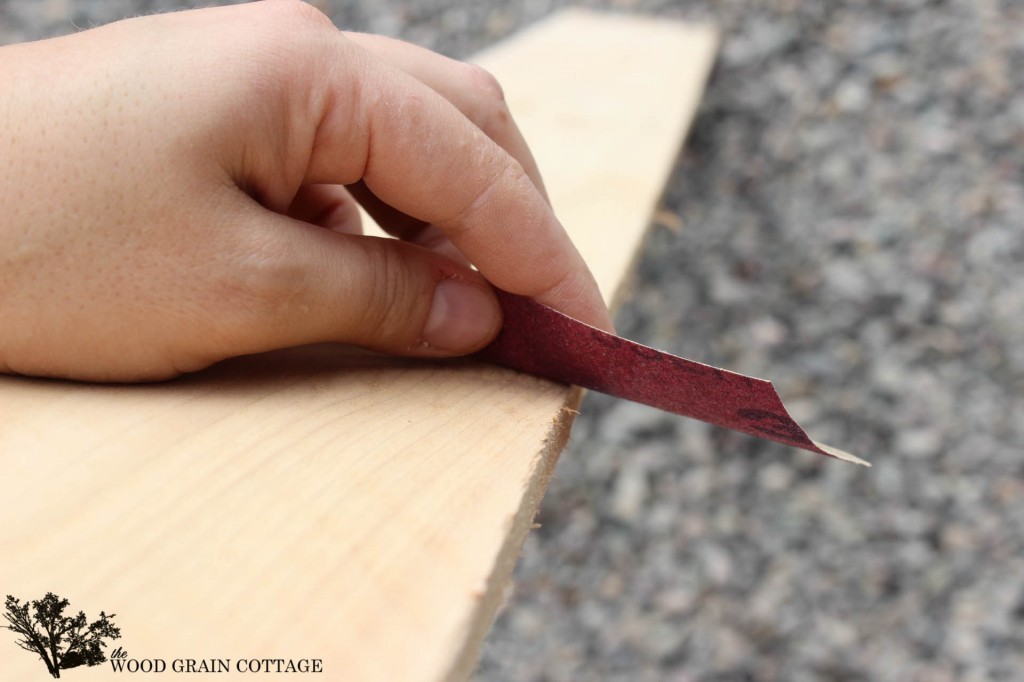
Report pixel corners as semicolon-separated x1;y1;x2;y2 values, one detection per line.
4;1;1024;680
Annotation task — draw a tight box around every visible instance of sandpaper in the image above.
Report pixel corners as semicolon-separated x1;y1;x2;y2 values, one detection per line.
474;290;869;466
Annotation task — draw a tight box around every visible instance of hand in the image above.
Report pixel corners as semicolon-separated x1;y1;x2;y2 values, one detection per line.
0;0;612;381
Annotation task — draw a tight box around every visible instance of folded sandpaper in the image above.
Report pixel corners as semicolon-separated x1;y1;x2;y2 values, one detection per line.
474;290;869;466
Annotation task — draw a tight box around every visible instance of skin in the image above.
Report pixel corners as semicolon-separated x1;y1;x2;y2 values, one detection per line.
0;0;612;382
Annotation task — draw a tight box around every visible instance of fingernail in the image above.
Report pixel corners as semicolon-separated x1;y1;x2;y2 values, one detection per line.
423;280;501;352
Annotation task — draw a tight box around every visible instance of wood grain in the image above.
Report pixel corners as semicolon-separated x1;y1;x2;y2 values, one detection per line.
0;10;716;681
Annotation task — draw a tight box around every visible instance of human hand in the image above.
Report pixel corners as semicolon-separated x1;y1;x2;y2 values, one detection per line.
0;0;611;381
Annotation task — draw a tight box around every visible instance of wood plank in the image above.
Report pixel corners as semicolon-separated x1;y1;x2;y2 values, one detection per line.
0;10;716;681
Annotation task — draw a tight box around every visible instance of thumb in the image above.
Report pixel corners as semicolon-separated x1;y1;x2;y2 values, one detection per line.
216;211;502;360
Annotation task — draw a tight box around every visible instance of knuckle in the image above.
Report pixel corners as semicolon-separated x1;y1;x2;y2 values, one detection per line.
263;0;335;32
240;1;336;77
439;153;530;234
463;63;513;136
465;63;506;102
214;2;334;108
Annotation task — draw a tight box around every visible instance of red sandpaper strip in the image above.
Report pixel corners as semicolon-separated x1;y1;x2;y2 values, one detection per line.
473;290;869;466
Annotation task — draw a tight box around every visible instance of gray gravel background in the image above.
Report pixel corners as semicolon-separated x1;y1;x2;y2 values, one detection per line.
4;1;1023;680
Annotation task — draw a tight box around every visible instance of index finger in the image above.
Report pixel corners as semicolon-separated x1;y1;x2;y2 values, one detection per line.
305;37;613;332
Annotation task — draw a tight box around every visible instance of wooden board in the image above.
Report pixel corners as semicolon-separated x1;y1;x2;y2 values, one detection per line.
0;10;716;681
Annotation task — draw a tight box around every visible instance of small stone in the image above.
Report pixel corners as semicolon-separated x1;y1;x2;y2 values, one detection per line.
834;78;872;112
896;428;943;459
610;461;649;522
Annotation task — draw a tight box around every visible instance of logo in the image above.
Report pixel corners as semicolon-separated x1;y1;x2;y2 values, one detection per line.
5;591;324;676
3;592;120;678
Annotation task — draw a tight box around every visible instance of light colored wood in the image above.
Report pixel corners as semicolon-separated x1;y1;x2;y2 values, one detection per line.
0;10;716;681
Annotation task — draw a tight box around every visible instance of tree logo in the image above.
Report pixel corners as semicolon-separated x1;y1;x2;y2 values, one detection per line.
3;593;121;678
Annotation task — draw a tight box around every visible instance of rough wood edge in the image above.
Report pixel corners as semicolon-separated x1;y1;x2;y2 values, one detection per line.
444;386;583;681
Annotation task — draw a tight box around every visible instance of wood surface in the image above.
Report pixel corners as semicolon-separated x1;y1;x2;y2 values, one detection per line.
0;10;717;681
